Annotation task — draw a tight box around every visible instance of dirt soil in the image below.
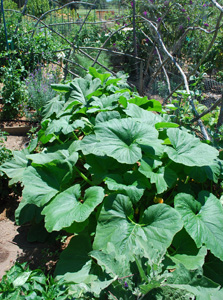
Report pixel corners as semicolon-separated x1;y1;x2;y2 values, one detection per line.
3;135;29;151
0;135;58;280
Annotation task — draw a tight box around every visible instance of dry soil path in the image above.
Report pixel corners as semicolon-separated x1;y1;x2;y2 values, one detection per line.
0;136;48;279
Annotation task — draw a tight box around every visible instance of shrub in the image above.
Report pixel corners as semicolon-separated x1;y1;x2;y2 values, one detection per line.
26;0;50;17
24;64;59;121
0;60;28;120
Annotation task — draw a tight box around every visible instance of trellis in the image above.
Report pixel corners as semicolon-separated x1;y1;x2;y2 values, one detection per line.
1;0;223;139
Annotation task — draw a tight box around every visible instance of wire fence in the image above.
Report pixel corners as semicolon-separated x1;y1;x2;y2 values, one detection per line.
4;2;126;38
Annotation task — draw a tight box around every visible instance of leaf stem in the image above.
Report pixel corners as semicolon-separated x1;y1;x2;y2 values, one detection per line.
184;176;190;184
165;186;176;205
108;291;118;300
165;160;172;168
73;165;94;186
53;133;63;144
118;274;135;280
168;245;177;255
72;131;79;140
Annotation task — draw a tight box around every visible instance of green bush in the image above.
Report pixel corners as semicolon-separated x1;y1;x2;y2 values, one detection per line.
2;0;18;10
26;0;50;17
0;59;28;120
0;132;12;166
0;262;73;299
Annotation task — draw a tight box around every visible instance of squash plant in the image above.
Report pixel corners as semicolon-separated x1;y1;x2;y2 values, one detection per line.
1;68;223;299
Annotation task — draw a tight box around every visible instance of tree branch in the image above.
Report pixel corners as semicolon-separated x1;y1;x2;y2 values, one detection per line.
191;98;221;123
91;22;131;67
141;16;211;140
211;0;223;12
217;95;223;128
164;9;223;104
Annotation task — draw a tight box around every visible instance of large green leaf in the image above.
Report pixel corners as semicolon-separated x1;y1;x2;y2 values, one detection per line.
89;67;111;84
44;116;85;136
80;134;105;157
184;160;221;183
85;154;128;183
140;139;166;157
128;95;149;107
27;149;78;166
42;185;104;232
139;157;177;194
65;77;101;109
22;163;72;207
15;202;41;225
55;234;92;280
42;95;65;120
95;111;121;124
124;103;163;125
155;122;179;129
166;264;221;300
90;249;131;279
0;149;30;185
55;234;115;297
82;118;159;164
37;120;54;144
51;83;71;92
165;129;219;167
87;94;119;113
175;191;223;261
94;194;183;262
128;97;163;112
204;253;223;286
168;229;207;270
105;171;150;203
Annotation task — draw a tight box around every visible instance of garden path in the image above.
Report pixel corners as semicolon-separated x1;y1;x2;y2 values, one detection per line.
0;136;57;280
0;136;30;279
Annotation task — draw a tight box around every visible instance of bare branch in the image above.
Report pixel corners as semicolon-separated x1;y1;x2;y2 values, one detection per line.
31;1;95;37
217;95;223;128
164;9;223;103
210;0;223;12
79;46;144;61
108;291;118;300
91;22;132;67
191;98;222;123
49;59;79;77
63;58;88;71
140;16;211;140
132;0;138;57
140;30;171;95
73;1;96;43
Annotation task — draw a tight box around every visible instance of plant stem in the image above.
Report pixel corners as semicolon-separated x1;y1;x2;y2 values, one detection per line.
53;134;63;144
165;160;172;168
73;165;94;186
165;187;176;205
108;291;118;300
185;176;190;184
72;131;79;140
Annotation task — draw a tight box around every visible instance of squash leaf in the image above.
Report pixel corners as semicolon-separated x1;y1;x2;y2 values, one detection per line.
94;194;183;262
175;191;223;261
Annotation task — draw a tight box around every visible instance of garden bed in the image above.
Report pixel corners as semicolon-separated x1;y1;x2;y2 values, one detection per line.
1;120;39;136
